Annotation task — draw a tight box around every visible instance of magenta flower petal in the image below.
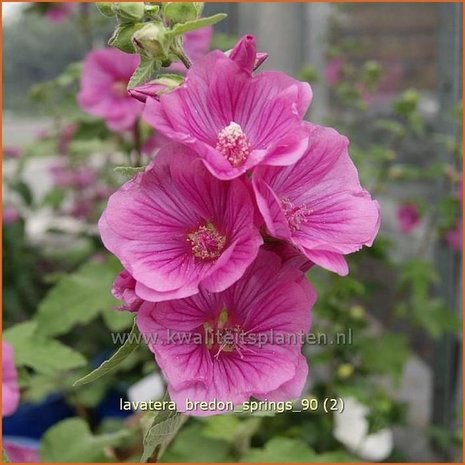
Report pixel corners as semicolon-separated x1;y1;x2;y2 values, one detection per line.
255;354;308;401
226;35;268;73
228;34;257;72
144;42;312;180
78;48;143;132
112;270;144;312
136;250;315;415
99;144;262;302
2;342;19;417
3;441;39;463
253;123;380;275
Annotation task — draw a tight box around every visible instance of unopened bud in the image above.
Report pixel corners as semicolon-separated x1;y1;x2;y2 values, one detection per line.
96;3;115;17
132;23;170;60
109;22;144;53
337;363;354;379
163;2;199;24
128;75;183;103
349;305;365;320
114;2;145;22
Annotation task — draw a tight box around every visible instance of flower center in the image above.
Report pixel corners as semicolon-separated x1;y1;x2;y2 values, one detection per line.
203;309;248;359
112;80;128;98
215;122;251;168
187;222;226;261
281;197;311;232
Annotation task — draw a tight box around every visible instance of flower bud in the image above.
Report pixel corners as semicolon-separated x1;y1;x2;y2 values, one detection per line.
337;363;354;380
114;2;145;22
96;3;115;17
132;23;170;61
163;2;199;24
349;304;365;320
128;75;183;103
108;22;144;53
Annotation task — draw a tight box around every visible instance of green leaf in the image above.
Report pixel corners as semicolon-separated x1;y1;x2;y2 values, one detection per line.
36;258;121;337
102;305;134;331
3;448;10;462
163;425;232;462
202;415;261;446
40;417;130;462
114;165;146;178
241;437;355;462
359;333;409;383
169;13;227;36
141;397;187;462
4;322;86;375
74;319;139;387
128;57;160;89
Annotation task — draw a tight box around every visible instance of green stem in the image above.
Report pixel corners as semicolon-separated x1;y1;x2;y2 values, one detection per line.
174;47;192;69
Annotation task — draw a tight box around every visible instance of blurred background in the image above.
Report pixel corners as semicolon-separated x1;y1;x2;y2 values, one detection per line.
2;2;463;463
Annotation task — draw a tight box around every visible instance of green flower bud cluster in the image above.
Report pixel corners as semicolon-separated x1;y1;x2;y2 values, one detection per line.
97;2;227;89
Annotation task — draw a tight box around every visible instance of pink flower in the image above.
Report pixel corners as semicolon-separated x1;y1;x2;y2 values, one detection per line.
73;166;96;189
136;250;316;414
168;26;213;73
49;163;95;189
325;57;344;87
3;441;39;463
144;35;312;180
253;123;380;276
3;146;22;160
78;48;143;132
3;207;20;226
112;270;143;312
2;342;19;417
50;161;75;188
225;34;268;73
45;3;75;23
99;144;262;302
69;197;92;220
264;240;313;273
396;204;420;234
57;123;78;155
445;222;462;251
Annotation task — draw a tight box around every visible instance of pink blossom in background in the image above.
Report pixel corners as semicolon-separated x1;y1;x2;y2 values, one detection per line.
396;203;420;234
168;26;213;73
2;342;19;417
3;441;39;463
253;123;380;276
49;162;95;189
45;3;75;23
325;57;344;87
3;207;20;226
78;48;143;132
445;222;462;252
136;250;316;415
57;123;78;155
93;185;115;202
69;197;92;220
49;161;76;188
99;144;262;302
112;270;144;312
73;166;96;189
3;146;22;160
144;35;312;180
